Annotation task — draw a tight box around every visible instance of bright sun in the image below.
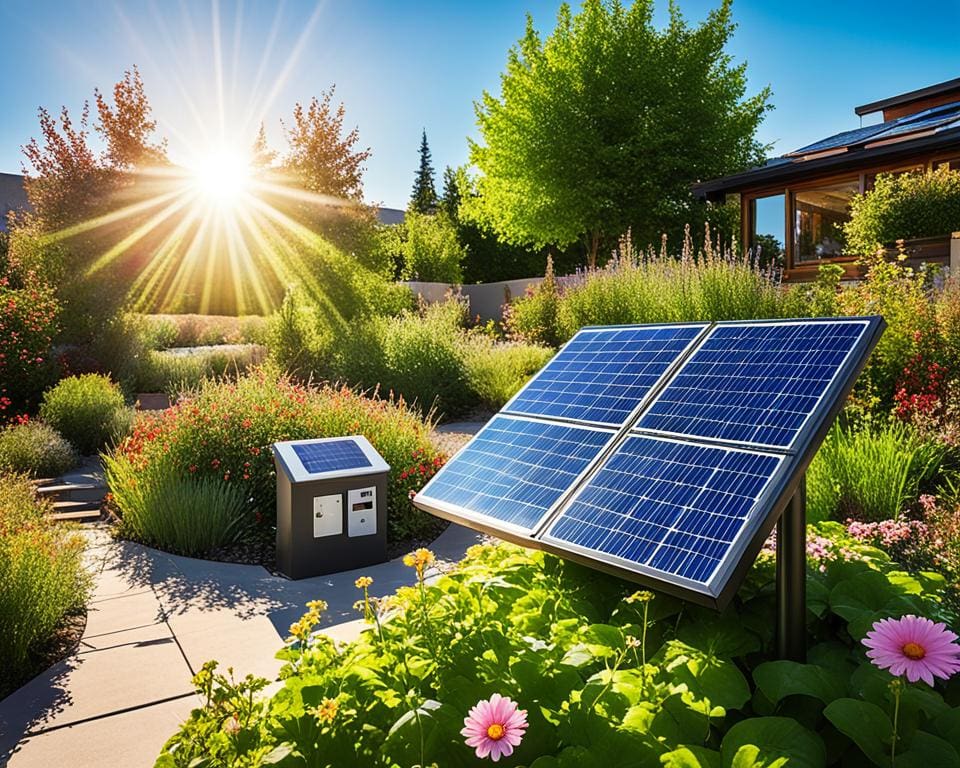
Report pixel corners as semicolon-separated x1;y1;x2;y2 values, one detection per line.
191;148;252;206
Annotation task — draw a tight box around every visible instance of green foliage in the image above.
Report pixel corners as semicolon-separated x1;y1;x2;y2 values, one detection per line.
156;530;958;767
105;458;252;557
506;233;794;346
844;168;960;255
0;420;78;478
0;474;89;694
391;211;466;283
105;370;443;544
410;130;438;214
0;250;59;417
39;374;128;455
267;289;337;380
142;314;269;348
468;0;770;266
807;422;946;523
461;334;554;410
133;346;266;396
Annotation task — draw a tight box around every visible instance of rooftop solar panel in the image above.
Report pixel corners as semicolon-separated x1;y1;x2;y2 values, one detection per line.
543;436;784;586
502;324;707;427
634;320;870;450
415;415;613;533
293;439;373;475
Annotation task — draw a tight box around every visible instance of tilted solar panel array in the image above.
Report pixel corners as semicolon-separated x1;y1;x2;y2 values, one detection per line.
413;317;884;608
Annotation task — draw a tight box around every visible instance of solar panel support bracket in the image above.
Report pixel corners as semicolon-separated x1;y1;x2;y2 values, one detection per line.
776;475;807;662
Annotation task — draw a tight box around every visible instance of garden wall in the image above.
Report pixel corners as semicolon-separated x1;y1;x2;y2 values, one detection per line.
403;277;544;320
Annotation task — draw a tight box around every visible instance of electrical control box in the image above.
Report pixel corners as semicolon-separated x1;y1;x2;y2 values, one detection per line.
273;436;390;579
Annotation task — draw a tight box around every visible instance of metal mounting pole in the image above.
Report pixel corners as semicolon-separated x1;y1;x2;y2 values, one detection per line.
776;475;806;662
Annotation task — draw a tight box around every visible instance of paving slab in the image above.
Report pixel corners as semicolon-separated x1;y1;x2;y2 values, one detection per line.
83;589;165;638
5;693;198;768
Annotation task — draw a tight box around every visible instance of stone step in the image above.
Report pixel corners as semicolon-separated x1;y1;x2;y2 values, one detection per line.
51;499;103;522
37;482;107;503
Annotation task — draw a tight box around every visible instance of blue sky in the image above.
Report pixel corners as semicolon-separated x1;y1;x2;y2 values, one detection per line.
1;0;958;210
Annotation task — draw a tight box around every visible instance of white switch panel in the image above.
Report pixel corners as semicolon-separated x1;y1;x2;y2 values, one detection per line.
347;486;376;537
313;494;343;538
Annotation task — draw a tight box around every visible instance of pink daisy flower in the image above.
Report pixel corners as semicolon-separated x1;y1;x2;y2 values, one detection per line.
862;614;960;686
461;693;528;762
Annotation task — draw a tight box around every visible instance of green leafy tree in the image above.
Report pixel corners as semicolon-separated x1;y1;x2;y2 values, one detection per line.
468;0;770;267
410;130;438;214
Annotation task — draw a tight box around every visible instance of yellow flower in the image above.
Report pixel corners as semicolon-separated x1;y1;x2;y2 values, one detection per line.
625;635;642;649
625;590;655;604
403;547;436;577
314;697;340;723
402;553;416;568
355;576;373;589
306;599;328;613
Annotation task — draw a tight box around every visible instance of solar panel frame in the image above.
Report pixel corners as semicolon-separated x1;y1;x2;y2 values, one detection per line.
273;435;390;483
412;415;618;538
633;318;874;452
500;322;710;428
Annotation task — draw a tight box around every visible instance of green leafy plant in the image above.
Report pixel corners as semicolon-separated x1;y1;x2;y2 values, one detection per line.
392;211;465;284
844;167;960;255
105;458;252;557
133;345;266;396
157;527;958;767
0;420;78;478
39;373;128;455
461;334;554;410
0;474;89;696
808;422;946;523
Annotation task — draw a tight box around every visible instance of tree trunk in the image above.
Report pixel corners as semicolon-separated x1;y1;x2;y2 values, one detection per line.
587;231;600;270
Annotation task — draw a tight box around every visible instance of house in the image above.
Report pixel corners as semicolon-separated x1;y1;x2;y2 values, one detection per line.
693;77;960;280
0;172;29;232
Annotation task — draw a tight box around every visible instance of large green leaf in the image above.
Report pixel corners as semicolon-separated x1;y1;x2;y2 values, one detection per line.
935;708;960;751
660;745;722;768
720;717;825;768
663;642;751;712
382;699;469;767
893;731;960;768
752;661;847;706
823;698;891;766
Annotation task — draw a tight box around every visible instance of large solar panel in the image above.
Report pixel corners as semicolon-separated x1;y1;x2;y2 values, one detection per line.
502;324;707;427
413;316;884;608
293;439;373;475
417;415;613;532
544;436;783;585
635;320;870;450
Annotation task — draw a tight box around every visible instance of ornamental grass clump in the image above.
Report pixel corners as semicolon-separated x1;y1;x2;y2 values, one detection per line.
0;419;77;478
0;474;89;694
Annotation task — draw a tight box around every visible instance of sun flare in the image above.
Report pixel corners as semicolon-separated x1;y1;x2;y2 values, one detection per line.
190;148;252;206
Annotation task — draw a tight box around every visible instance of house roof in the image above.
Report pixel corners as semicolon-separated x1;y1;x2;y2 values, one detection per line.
0;172;29;232
693;100;960;201
855;76;960;117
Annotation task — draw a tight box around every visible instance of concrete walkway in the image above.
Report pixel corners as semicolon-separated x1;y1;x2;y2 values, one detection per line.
0;522;484;768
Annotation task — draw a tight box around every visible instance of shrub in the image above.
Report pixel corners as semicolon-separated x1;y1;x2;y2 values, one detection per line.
0;420;77;478
461;334;554;410
0;474;89;694
392;211;465;283
338;298;472;418
808;421;946;522
267;290;338;381
502;255;563;346
144;314;270;348
0;253;59;418
133;345;266;396
105;458;252;557
844;167;960;254
157;531;958;768
39;374;127;455
106;369;443;544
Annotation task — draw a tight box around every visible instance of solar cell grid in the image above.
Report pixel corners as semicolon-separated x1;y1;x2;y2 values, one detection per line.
293;439;373;475
546;436;782;584
635;321;868;449
416;415;613;531
503;324;706;426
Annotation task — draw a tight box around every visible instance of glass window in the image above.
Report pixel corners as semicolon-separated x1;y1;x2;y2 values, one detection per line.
748;193;785;267
792;179;859;262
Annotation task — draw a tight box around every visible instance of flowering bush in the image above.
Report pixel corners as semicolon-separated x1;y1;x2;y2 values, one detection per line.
105;369;443;547
0;252;59;419
157;527;959;767
0;474;89;697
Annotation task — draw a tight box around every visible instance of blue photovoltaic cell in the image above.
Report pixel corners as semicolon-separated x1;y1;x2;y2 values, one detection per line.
635;321;868;449
418;415;612;531
547;436;782;584
504;324;706;427
293;439;372;475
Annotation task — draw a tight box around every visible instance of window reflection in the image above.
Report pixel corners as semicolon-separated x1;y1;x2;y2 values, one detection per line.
749;193;785;267
793;179;859;262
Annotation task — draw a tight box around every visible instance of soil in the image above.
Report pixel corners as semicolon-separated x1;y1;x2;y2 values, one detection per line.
0;609;87;702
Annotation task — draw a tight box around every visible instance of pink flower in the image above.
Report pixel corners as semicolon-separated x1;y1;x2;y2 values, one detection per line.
863;615;960;686
461;694;528;761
